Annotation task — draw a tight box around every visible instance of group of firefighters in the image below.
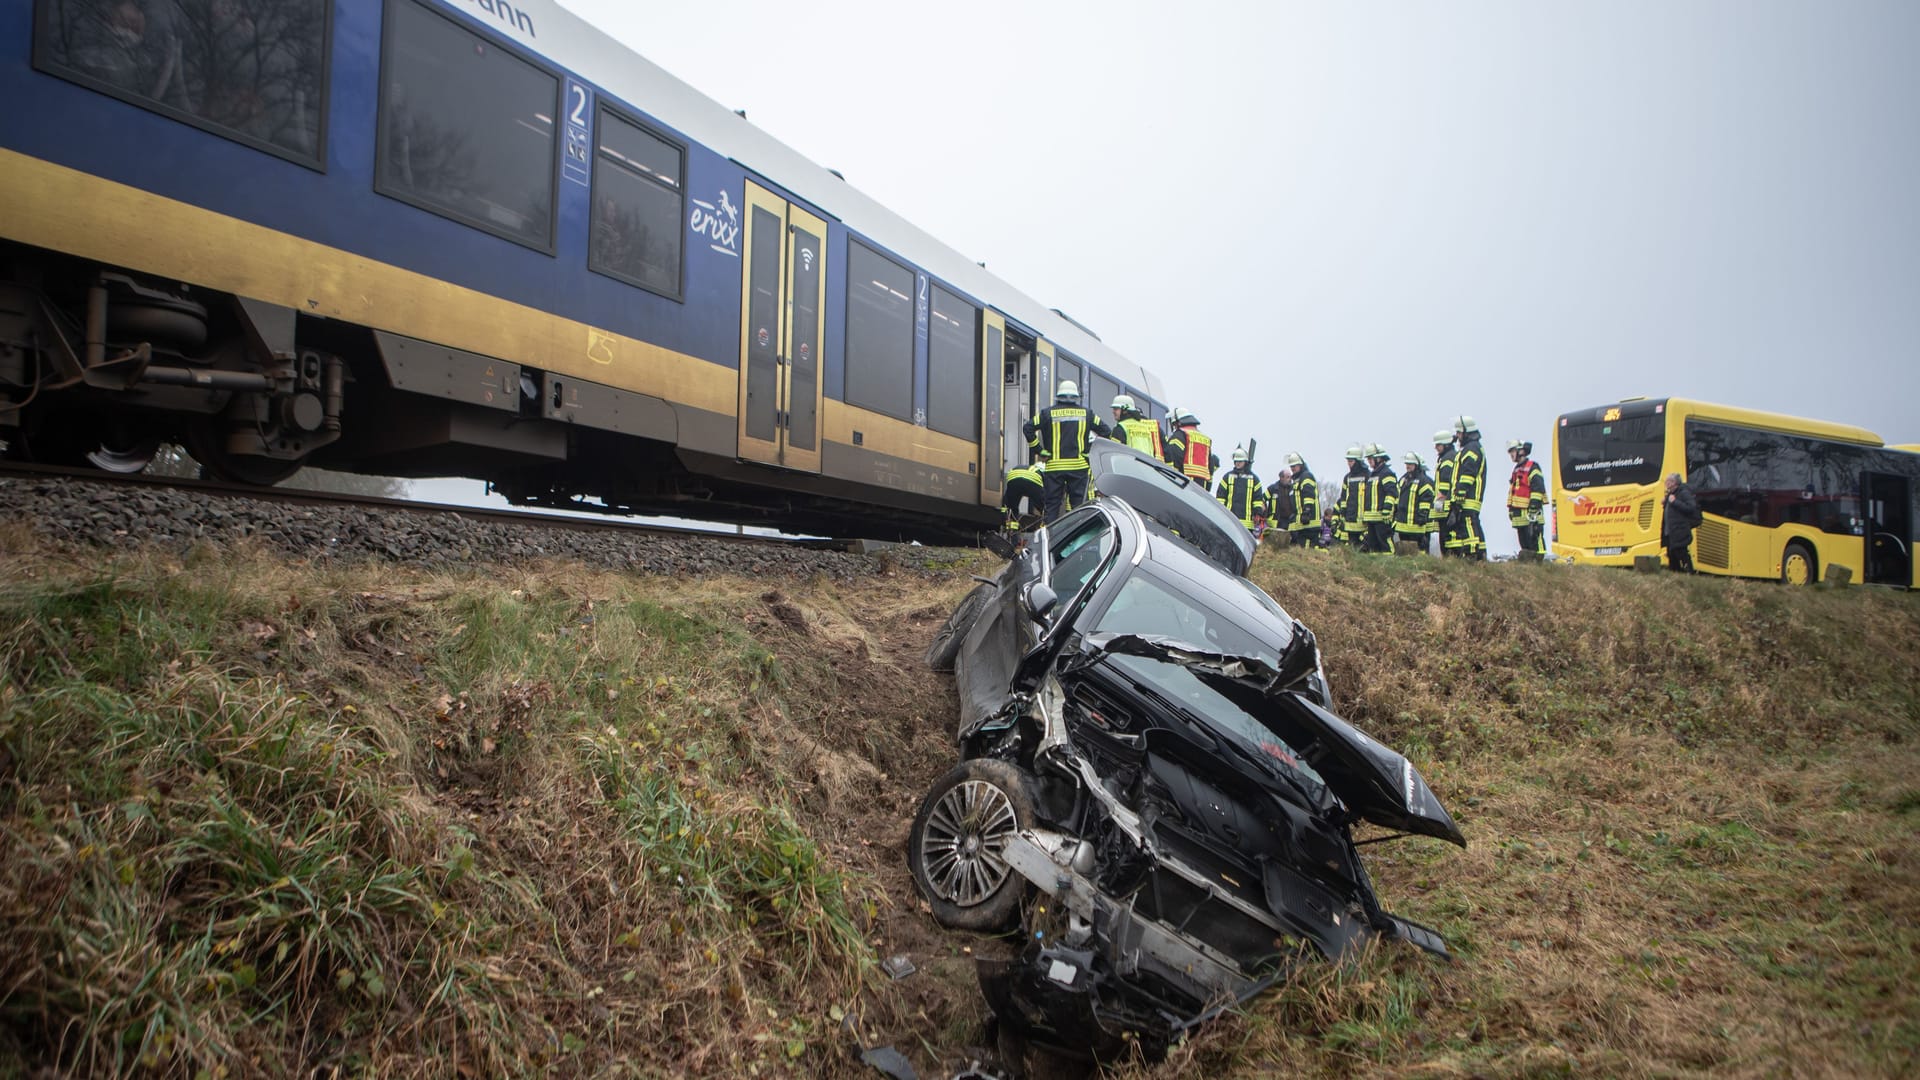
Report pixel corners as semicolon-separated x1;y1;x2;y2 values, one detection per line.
1005;380;1550;560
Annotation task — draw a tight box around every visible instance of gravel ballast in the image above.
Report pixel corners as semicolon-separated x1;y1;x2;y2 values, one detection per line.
0;476;963;579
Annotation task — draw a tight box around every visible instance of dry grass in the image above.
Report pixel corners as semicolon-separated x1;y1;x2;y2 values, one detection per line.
0;535;1914;1077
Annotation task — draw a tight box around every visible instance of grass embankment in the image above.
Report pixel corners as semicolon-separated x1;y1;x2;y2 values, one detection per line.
1;529;1915;1077
1155;550;1920;1078
0;534;984;1077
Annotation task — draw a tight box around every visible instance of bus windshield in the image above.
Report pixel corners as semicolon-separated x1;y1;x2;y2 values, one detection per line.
1560;415;1665;491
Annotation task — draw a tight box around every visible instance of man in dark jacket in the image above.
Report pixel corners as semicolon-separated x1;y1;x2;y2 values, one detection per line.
1663;472;1702;573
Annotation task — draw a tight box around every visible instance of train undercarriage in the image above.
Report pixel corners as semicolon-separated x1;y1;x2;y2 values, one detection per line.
0;245;992;545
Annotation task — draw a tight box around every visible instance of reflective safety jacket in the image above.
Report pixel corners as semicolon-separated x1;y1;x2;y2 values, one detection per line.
1507;457;1546;525
1216;467;1268;529
1394;467;1436;533
1288;470;1320;532
1023;403;1109;472
1116;415;1163;459
1000;465;1044;529
1338;464;1369;534
1166;426;1216;483
1362;463;1398;524
1433;446;1456;512
1453;435;1487;512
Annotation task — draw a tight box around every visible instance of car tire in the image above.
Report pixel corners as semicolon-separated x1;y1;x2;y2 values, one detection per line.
926;582;994;672
908;759;1037;932
1781;541;1816;586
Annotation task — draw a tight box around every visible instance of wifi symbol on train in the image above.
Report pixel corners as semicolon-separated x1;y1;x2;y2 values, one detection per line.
800;247;815;271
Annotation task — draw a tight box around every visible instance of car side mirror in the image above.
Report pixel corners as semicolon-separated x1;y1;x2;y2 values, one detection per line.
1025;583;1058;621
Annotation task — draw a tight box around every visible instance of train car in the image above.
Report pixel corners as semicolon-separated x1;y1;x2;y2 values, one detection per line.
0;0;1167;542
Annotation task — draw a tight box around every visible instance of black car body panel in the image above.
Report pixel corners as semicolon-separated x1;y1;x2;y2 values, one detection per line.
1085;440;1255;576
913;499;1462;1061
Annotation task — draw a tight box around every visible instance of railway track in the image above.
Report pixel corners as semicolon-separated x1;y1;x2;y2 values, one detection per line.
0;460;868;553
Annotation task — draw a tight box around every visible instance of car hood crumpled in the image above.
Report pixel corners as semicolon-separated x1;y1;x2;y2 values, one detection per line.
1079;634;1467;848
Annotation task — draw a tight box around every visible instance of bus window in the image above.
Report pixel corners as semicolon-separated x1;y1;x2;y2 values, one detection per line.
1559;414;1664;491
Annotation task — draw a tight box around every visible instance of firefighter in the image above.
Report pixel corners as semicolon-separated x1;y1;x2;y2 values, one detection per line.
1109;395;1163;459
1361;443;1399;553
1336;445;1368;548
1394;451;1437;553
1507;438;1548;560
1164;409;1217;484
999;454;1045;545
1449;416;1489;560
1284;452;1322;548
1432;429;1460;556
1021;380;1109;522
1216;446;1268;535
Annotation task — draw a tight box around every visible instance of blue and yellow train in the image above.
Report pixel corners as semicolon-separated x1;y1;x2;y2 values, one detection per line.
0;0;1169;541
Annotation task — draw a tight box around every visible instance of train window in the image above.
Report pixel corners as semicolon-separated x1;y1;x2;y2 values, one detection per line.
33;0;331;169
375;0;557;252
927;285;978;440
844;240;914;421
1055;354;1084;401
1087;371;1121;418
589;107;684;299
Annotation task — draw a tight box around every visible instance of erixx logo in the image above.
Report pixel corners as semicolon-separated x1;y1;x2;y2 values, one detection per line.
1568;493;1632;520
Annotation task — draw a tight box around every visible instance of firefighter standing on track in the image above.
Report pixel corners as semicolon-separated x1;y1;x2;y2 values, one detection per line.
1284;453;1322;548
1109;395;1163;459
1432;429;1460;556
1361;443;1399;553
1164;409;1218;484
1216;446;1268;535
1507;439;1548;560
1022;380;1109;522
1336;446;1368;548
1448;416;1489;560
1394;452;1437;553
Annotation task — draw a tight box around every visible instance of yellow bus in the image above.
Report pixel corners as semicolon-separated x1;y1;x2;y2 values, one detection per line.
1552;398;1920;588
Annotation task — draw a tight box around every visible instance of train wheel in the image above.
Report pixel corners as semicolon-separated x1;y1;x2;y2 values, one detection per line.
185;423;307;486
1781;541;1816;586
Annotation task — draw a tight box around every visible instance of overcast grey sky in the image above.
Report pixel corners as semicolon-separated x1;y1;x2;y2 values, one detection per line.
563;0;1918;552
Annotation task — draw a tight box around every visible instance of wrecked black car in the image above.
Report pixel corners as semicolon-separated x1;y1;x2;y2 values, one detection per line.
914;498;1464;1061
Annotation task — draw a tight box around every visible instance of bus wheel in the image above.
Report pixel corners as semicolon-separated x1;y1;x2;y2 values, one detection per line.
1781;541;1816;586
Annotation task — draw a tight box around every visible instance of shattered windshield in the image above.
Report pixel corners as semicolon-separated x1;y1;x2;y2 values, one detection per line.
1092;573;1326;793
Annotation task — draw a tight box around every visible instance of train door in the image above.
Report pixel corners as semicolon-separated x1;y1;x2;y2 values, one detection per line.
737;181;826;472
999;325;1040;476
1863;472;1913;587
980;311;1007;507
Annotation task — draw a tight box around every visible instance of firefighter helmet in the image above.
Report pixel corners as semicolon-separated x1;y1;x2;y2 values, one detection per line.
1056;380;1079;400
1177;409;1198;425
1367;442;1387;459
1454;415;1479;435
1110;394;1134;412
1404;451;1423;467
1433;429;1454;447
1231;446;1248;464
1284;451;1304;467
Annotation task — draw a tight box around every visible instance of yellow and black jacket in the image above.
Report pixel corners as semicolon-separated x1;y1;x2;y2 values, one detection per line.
1216;467;1268;529
1394;467;1436;534
1023;403;1109;472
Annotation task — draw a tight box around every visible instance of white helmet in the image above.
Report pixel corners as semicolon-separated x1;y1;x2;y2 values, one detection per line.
1403;451;1423;467
1507;438;1524;452
1231;446;1249;464
1177;409;1198;425
1284;452;1304;467
1111;393;1135;412
1345;445;1364;461
1454;415;1479;435
1367;442;1387;459
1433;430;1454;447
1056;380;1079;400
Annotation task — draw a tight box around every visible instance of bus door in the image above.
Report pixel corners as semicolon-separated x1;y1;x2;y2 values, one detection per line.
1864;472;1913;587
737;181;826;473
980;311;1007;507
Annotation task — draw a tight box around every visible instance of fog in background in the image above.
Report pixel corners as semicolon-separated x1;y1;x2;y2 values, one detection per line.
561;0;1919;554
